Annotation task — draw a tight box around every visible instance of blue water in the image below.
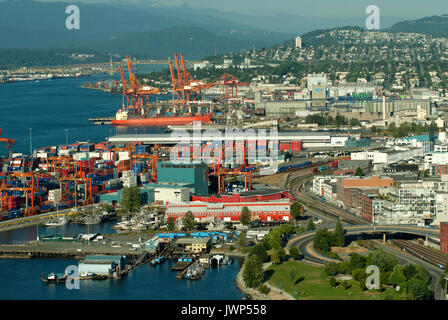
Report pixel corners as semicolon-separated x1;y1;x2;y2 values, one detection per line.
0;68;244;299
0;258;244;300
0;64;167;156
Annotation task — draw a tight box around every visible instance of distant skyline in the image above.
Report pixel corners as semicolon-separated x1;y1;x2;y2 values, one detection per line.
34;0;448;19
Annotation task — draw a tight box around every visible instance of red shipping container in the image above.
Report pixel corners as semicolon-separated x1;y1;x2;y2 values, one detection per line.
279;143;290;151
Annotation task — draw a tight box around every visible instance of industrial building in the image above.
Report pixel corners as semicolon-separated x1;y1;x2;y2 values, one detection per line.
78;255;127;276
440;222;448;254
173;237;211;253
157;162;209;195
166;199;291;223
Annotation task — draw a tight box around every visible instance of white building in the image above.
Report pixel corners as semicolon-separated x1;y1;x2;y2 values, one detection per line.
153;184;190;204
424;152;448;170
376;186;435;226
306;73;329;91
351;148;422;164
295;36;302;49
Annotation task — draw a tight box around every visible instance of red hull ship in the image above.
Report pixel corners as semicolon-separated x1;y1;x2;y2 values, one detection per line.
111;112;212;126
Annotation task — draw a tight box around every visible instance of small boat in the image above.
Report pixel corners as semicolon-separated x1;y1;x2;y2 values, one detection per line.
83;215;102;225
45;217;68;226
92;275;108;281
42;272;67;283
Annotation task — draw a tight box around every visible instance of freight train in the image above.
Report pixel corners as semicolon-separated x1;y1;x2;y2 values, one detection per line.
277;160;313;173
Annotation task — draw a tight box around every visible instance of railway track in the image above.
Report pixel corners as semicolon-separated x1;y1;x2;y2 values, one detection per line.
394;239;448;268
283;162;368;225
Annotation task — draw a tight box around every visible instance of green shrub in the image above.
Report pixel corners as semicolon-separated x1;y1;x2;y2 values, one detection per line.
258;284;271;294
329;276;337;288
229;245;235;251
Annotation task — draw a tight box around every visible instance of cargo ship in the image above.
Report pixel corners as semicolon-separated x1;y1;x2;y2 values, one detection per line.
111;110;212;126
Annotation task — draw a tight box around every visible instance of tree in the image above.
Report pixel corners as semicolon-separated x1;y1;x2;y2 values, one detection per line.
183;211;196;231
388;264;406;286
406;278;430;300
348;253;367;272
243;255;263;288
313;228;332;253
237;232;247;248
120;186;141;213
239;207;251;226
290;201;302;220
329;276;337;287
306;219;316;231
270;248;281;264
366;249;399;273
250;244;270;262
352;268;365;282
413;264;430;285
167;217;176;231
334;220;345;247
355;167;365;177
342;280;350;290
290;268;297;283
325;262;339;276
289;246;301;260
103;203;115;214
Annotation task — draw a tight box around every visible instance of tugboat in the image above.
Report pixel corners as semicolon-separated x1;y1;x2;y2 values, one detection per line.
42;272;68;283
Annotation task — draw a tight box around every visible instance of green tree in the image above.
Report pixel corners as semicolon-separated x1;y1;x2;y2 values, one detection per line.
325;262;339;276
333;220;345;247
329;276;337;287
355;167;365;177
366;249;399;273
352;268;365;281
102;203;115;214
388;265;406;286
120;186;141;213
342;280;350;290
239;207;251;226
182;211;196;231
313;228;332;253
167;217;176;231
243;255;263;288
250;244;269;262
270;248;281;264
237;232;247;248
289;246;301;260
406;278;430;300
290;268;297;283
348;253;367;272
290;201;302;220
306;219;316;231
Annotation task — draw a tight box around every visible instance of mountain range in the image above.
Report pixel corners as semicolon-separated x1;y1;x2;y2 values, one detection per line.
1;1;448;61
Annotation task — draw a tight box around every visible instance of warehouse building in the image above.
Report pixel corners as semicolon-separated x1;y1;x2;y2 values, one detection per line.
78;255;127;276
166;199;291;223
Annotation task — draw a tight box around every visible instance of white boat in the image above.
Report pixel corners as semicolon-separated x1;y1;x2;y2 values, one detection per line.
45;217;68;226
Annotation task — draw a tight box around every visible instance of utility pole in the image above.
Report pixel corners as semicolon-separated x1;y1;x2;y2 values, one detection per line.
29;128;32;156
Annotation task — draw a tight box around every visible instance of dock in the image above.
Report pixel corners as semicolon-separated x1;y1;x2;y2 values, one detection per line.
171;261;193;271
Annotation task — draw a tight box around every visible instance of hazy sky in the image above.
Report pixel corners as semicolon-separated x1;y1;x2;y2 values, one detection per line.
129;0;446;18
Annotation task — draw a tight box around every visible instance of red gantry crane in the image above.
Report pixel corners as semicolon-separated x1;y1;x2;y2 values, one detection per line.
0;129;15;149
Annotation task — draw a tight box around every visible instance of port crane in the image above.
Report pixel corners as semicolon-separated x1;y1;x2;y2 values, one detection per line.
168;54;248;104
0;129;15;149
118;56;161;113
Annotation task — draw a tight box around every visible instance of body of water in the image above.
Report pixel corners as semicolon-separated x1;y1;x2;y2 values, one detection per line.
0;257;243;300
0;64;167;156
0;67;243;299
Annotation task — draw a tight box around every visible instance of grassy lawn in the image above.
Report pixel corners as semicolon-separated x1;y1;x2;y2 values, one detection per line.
266;260;396;300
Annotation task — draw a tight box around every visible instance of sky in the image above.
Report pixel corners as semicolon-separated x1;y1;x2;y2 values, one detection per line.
46;0;447;19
